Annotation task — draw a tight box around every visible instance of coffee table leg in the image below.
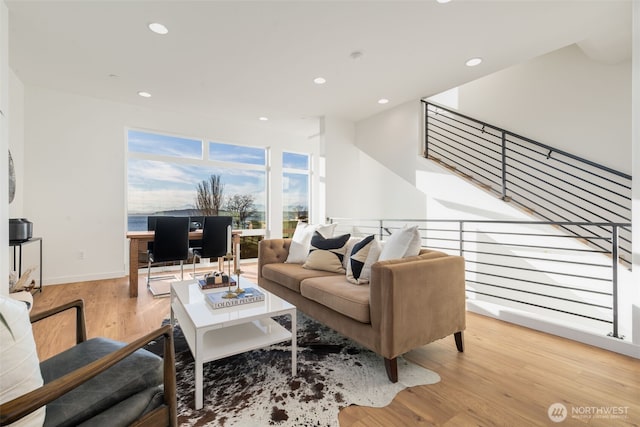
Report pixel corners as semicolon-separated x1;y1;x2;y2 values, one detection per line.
291;310;297;376
195;333;204;410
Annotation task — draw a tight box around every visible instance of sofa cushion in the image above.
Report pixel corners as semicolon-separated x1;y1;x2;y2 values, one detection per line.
301;276;371;324
262;263;341;293
40;337;163;427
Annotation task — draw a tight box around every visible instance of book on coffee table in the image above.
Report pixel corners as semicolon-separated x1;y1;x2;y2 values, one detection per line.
205;287;265;309
198;276;236;290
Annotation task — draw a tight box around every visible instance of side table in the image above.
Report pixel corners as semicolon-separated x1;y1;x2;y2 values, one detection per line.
9;237;43;292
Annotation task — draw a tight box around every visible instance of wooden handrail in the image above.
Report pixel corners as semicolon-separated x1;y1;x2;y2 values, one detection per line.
30;298;87;343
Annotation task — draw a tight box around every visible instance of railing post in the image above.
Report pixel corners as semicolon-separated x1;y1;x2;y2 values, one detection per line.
611;225;620;339
459;221;464;256
424;102;429;158
501;131;508;201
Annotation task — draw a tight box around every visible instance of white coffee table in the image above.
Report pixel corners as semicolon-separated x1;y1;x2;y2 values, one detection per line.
170;278;297;410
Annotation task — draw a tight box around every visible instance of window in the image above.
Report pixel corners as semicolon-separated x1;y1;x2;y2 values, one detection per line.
127;130;267;257
282;152;310;238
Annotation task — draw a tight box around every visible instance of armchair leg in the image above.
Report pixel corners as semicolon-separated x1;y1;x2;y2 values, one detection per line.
384;357;398;383
454;331;464;352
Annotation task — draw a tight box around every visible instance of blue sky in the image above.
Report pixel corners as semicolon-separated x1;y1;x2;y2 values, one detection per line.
128;130;202;159
127;130;308;214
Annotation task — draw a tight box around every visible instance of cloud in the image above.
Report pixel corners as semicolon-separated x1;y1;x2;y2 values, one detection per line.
128;159;200;187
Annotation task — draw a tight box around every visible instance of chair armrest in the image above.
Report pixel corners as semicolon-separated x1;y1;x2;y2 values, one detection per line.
30;299;87;344
257;239;291;279
370;255;466;358
0;325;177;426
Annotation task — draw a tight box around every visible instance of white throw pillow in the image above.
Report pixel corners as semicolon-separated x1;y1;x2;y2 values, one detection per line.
285;223;337;264
378;225;422;261
0;296;46;426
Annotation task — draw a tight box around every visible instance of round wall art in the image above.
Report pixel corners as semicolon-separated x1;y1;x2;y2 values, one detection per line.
9;149;15;203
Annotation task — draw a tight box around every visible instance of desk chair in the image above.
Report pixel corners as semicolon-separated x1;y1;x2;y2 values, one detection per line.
192;216;233;276
146;215;163;259
188;215;205;252
147;216;190;296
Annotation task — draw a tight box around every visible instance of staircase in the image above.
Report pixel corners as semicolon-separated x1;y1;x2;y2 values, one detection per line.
330;103;634;352
423;101;632;267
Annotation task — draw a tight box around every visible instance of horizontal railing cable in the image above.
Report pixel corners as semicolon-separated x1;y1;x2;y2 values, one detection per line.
329;217;630;338
423;100;632;266
465;290;612;324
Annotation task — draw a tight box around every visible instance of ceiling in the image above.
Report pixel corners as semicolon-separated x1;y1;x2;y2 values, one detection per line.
6;0;632;137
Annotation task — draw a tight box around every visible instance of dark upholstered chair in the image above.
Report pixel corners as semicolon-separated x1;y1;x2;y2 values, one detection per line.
147;216;190;294
191;216;233;275
188;215;205;251
0;299;177;427
146;215;162;254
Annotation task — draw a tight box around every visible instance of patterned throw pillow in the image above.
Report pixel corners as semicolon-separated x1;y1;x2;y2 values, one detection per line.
303;232;351;273
285;223;338;264
346;235;381;285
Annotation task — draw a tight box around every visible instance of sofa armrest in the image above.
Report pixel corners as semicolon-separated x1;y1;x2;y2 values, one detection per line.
258;239;292;280
370;255;466;358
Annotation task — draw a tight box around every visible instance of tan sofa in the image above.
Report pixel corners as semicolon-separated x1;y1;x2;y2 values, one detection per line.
257;238;466;382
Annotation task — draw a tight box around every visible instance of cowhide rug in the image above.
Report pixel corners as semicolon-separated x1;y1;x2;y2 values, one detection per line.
147;312;440;427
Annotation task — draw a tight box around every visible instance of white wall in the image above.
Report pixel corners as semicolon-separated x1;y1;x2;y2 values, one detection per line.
355;101;422;184
1;0;8;296
321;112;427;221
320;116;359;220
455;44;632;174
8;69;23;218
632;0;639;346
19;85;317;284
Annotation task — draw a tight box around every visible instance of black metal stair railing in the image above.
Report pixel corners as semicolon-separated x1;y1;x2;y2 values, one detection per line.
329;218;631;339
422;101;632;267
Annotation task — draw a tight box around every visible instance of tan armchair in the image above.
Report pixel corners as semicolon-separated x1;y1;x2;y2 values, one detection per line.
0;299;177;427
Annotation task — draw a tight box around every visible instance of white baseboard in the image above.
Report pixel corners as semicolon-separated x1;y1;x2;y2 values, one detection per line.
43;270;126;286
467;300;640;359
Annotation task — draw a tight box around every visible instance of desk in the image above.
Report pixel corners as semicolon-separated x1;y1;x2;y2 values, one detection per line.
10;237;43;292
126;230;241;298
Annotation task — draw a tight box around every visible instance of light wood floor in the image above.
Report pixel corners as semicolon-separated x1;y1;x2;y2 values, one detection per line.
31;265;639;427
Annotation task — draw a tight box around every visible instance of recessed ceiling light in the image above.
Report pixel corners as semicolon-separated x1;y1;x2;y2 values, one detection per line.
148;22;168;35
259;117;269;121
436;0;452;3
377;98;389;104
465;57;483;67
313;77;326;85
138;91;152;98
